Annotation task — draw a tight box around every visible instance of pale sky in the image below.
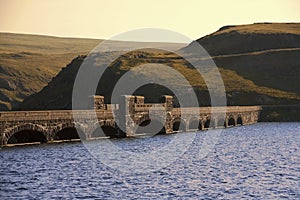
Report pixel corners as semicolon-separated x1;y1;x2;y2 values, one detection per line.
0;0;299;42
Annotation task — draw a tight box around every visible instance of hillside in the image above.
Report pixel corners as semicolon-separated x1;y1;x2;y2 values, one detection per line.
0;33;185;110
0;33;102;110
182;23;300;95
182;23;300;55
3;23;300;122
19;48;300;111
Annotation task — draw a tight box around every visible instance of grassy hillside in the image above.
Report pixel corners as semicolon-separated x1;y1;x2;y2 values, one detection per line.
0;33;102;110
182;23;300;56
2;23;300;122
212;48;300;95
19;49;300;111
0;32;101;54
0;33;185;110
181;22;300;98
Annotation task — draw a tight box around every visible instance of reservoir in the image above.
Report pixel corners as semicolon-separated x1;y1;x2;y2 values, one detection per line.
0;123;299;199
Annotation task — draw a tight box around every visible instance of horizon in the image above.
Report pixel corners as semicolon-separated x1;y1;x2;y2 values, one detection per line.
1;21;299;43
0;31;190;44
0;0;299;43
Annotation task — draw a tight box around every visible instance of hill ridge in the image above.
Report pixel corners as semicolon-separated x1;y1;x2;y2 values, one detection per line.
0;23;299;114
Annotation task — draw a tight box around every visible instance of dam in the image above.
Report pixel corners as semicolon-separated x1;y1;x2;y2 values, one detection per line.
0;95;261;146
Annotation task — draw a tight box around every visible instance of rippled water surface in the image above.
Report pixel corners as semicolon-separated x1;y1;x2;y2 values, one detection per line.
1;123;299;199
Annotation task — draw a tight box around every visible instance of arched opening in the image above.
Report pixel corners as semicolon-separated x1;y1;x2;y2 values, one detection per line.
54;127;84;141
92;125;117;138
204;119;214;129
189;119;200;130
237;117;243;125
228;117;236;126
139;119;151;127
173;120;186;132
7;130;47;145
136;119;166;135
217;118;226;128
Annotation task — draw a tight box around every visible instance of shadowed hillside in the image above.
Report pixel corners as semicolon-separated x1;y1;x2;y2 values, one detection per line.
181;23;300;97
0;33;186;110
5;23;300;122
19;49;300;111
0;33;102;110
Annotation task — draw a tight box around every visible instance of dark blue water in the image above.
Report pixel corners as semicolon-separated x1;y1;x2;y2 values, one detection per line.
1;123;299;199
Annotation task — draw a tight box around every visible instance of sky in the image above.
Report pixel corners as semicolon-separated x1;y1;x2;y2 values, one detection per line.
0;0;299;42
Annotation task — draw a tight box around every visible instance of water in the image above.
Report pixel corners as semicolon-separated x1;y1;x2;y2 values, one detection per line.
0;123;299;199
